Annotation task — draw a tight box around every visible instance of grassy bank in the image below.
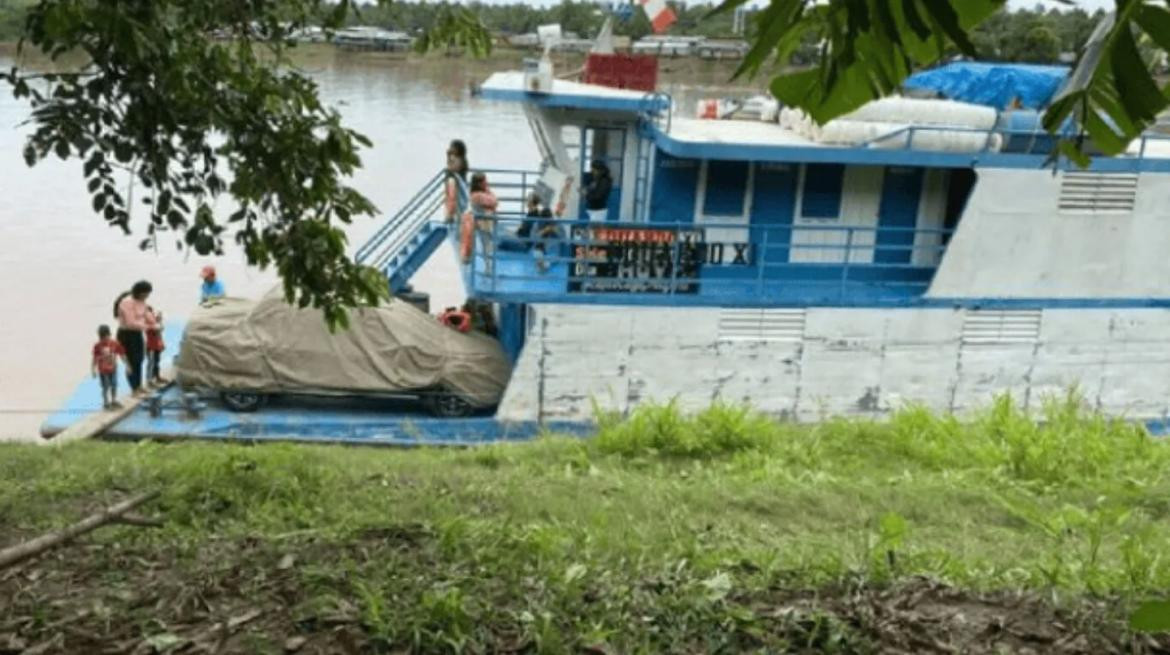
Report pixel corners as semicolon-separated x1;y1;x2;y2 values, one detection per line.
3;395;1170;653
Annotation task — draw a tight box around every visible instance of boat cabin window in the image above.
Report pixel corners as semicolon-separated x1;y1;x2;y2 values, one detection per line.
800;164;846;219
702;160;749;216
584;127;625;182
581;126;626;220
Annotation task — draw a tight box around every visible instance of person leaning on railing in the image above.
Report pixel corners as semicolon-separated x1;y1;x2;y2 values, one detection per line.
460;172;498;264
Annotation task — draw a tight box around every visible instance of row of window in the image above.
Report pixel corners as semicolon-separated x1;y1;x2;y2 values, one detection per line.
701;161;846;219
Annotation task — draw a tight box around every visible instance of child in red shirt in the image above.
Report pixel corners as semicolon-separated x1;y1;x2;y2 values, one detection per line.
145;306;166;386
92;324;127;410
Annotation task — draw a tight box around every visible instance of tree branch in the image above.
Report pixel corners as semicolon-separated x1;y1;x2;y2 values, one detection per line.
0;491;161;569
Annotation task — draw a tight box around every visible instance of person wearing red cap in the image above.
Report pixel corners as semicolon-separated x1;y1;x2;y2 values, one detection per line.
200;265;226;303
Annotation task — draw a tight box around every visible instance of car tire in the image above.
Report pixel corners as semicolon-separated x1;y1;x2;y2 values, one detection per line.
221;391;266;412
426;392;473;418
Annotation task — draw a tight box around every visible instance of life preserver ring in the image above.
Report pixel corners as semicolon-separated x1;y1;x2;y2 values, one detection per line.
438;309;471;333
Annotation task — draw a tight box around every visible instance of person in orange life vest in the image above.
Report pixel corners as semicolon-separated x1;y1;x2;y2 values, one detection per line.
444;140;468;223
145;306;167;386
92;324;128;410
460;172;499;264
438;306;471;333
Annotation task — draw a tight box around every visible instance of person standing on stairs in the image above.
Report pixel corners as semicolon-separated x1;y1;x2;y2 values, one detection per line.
445;139;469;223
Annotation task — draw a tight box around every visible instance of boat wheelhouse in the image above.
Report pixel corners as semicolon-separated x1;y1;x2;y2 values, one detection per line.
42;58;1170;444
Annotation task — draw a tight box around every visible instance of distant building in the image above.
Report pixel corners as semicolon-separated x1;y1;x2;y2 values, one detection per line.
290;26;326;43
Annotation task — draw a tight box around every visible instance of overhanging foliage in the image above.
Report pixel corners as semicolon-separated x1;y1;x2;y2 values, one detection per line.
713;0;1170;162
0;0;489;328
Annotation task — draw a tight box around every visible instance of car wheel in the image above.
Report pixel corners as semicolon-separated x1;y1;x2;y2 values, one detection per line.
426;392;473;418
221;391;266;412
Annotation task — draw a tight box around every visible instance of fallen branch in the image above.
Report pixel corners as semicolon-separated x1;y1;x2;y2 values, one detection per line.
0;491;161;569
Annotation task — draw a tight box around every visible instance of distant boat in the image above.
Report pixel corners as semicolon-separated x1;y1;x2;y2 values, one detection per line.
332;26;413;52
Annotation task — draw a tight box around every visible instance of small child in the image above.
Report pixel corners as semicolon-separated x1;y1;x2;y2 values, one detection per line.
145;306;166;386
92;324;127;410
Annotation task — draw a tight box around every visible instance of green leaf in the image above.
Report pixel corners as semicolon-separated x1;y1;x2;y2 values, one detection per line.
1131;601;1170;633
1137;5;1170;56
1043;3;1169;159
1057;139;1091;169
1109;25;1164;125
737;0;1004;124
700;571;733;602
920;0;977;55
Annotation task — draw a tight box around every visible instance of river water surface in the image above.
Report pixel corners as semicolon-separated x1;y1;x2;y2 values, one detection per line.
0;49;748;440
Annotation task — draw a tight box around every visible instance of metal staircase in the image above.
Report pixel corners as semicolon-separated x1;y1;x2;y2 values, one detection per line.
355;170;466;293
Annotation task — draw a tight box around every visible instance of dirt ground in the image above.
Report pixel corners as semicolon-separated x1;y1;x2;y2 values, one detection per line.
1;531;1166;655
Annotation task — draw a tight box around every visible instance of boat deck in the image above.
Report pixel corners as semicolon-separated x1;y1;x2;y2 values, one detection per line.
41;322;589;446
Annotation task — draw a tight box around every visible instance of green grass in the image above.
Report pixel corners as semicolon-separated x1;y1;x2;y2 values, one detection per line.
2;393;1169;652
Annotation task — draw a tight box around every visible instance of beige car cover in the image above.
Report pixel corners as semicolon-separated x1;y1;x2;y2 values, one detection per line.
176;289;511;408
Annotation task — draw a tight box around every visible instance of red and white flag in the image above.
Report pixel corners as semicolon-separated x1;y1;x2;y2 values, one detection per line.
639;0;677;33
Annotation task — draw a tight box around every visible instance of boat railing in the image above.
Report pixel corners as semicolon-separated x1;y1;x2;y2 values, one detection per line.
641;102;1170;161
859;123;1170;161
355;168;539;274
640;91;673;134
465;215;955;300
475;168;543;214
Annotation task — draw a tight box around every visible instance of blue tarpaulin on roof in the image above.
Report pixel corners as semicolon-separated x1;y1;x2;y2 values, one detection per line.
903;62;1070;110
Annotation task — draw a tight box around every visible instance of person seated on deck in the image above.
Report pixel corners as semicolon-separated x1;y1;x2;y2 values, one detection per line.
517;192;553;247
520;192;571;273
460;172;498;264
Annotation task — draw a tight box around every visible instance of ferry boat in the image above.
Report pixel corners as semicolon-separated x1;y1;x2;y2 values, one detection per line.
42;56;1170;445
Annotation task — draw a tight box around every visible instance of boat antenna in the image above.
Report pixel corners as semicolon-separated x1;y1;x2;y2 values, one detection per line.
537;23;562;60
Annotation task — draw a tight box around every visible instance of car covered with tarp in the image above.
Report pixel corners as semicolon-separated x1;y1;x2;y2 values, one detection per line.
175;289;512;416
